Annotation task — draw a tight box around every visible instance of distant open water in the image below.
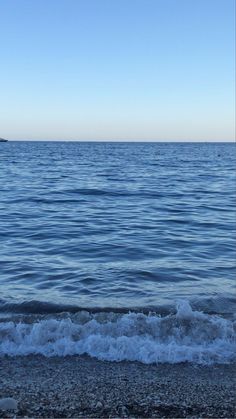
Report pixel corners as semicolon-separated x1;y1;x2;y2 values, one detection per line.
0;141;235;363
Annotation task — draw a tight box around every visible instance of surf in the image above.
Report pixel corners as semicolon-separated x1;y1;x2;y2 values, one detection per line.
0;301;235;364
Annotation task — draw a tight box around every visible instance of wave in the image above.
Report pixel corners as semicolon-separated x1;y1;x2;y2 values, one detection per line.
1;296;235;317
0;301;235;364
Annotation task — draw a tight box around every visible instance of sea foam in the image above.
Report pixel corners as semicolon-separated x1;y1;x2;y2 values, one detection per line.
0;301;235;364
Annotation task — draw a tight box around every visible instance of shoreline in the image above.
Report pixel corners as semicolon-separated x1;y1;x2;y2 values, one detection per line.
1;355;235;418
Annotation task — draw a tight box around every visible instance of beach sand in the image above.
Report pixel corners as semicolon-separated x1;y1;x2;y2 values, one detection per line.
0;355;235;418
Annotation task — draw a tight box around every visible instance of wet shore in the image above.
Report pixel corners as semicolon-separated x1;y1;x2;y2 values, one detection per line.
0;355;235;418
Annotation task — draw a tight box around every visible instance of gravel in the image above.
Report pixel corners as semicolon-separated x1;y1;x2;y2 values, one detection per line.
0;355;235;418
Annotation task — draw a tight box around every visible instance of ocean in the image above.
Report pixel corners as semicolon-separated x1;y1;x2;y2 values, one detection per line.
0;141;235;364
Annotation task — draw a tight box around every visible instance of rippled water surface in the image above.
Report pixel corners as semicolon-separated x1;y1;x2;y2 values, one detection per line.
0;141;235;315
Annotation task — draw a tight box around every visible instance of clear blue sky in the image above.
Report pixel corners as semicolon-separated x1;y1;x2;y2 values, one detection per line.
0;0;235;141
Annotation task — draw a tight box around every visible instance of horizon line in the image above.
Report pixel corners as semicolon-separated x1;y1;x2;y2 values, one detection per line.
3;139;236;143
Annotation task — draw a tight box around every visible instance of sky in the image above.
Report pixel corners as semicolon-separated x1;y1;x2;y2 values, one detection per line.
0;0;235;141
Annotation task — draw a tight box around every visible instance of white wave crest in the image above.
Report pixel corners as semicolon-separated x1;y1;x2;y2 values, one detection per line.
0;301;235;364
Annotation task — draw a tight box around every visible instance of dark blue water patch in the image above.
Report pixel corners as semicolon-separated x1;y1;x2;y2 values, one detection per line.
0;141;235;316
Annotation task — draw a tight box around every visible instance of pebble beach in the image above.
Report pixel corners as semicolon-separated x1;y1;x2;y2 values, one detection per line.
1;355;235;418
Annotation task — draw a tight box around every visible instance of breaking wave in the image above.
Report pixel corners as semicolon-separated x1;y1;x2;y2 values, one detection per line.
0;301;235;364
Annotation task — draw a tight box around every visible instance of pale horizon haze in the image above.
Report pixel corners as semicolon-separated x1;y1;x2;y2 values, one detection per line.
0;0;235;141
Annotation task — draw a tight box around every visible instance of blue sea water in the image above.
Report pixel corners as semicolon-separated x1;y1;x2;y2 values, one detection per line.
0;141;235;363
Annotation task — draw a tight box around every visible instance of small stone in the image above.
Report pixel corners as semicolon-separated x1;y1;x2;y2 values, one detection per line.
119;405;129;417
0;397;18;411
